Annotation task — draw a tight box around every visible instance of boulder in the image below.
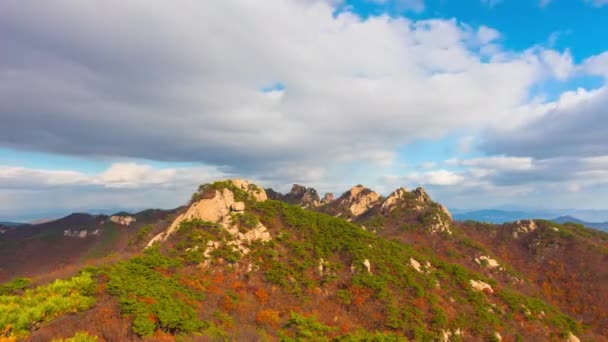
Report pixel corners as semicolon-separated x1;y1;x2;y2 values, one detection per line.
231;202;245;212
470;279;493;294
566;332;580;342
410;258;423;273
475;256;500;269
363;259;372;273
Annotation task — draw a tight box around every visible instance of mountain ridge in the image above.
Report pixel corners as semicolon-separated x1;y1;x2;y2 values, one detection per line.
1;179;606;341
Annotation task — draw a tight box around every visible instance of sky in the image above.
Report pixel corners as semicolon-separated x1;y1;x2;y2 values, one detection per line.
1;0;608;221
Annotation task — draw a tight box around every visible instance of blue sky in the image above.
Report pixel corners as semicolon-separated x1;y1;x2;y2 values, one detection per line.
1;0;608;221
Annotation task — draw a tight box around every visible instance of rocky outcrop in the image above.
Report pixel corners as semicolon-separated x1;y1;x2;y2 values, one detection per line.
512;220;537;239
266;184;325;207
340;185;381;216
110;215;136;226
231;179;267;201
64;229;99;238
469;279;493;293
363;259;372;273
440;329;463;342
428;213;453;235
146;179;269;248
321;192;335;204
410;258;432;274
566;332;580;342
380;187;408;213
475;255;500;269
284;184;321;207
414;187;431;203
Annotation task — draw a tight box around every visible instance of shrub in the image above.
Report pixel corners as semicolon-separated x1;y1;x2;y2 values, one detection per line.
0;277;31;295
231;212;260;231
282;311;336;341
52;331;98;342
105;247;204;336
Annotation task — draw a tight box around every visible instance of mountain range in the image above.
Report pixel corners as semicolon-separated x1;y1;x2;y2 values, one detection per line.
0;180;606;341
453;210;608;231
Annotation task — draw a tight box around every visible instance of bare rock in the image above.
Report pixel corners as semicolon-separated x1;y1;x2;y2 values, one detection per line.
230;179;267;201
410;258;423;273
470;279;493;294
380;187;408;213
322;192;335;204
566;332;580;342
344;185;381;216
363;259;372;273
110;215;136;226
475;256;500;269
231;201;245;212
513;220;537;239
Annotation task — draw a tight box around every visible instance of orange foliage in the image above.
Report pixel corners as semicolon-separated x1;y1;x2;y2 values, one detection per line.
255;287;269;304
256;309;281;328
350;285;372;306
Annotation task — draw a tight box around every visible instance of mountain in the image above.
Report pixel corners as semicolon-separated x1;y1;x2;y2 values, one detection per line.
1;179;605;341
452;209;549;223
0;221;27;227
551;215;608;232
0;209;176;283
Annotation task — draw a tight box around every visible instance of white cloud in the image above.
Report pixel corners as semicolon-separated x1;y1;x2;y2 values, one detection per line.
404;170;465;186
482;86;608;158
447;156;533;171
0;163;228;191
583;51;608;78
477;26;500;44
0;0;568;179
540;49;574;80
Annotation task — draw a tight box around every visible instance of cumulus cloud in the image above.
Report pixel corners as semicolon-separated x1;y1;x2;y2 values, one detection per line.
0;163;228;191
583;52;608;78
481;86;608;158
447;156;533;171
0;0;569;179
402;170;465;186
0;162;230;220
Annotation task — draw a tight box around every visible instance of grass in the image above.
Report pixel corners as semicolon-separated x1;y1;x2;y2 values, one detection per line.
0;272;96;339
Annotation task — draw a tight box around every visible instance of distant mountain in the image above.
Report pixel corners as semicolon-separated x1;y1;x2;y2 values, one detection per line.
551;215;608;232
0;221;27;227
452;209;549;223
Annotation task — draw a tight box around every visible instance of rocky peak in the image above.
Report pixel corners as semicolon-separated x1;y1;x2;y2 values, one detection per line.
380;187;408;213
321;192;335;204
414;187;431;203
340;185;381;217
147;179;268;247
230;179;268;201
285;184;321;207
